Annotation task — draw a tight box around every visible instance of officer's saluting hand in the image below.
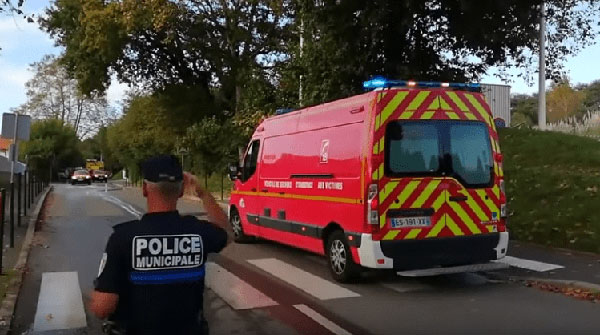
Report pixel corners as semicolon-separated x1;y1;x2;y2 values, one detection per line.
89;155;232;335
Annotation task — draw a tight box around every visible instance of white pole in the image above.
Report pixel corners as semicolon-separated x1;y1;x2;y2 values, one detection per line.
299;17;304;105
538;1;547;130
10;114;18;184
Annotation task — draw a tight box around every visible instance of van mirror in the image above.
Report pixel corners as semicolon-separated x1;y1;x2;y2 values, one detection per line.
228;163;240;181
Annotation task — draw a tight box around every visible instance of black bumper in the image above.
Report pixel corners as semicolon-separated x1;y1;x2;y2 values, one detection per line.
380;233;500;270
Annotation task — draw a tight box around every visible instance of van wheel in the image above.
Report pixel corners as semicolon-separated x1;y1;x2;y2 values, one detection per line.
230;209;253;243
326;230;360;283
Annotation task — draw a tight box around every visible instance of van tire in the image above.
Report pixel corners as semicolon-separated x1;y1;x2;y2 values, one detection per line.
326;230;360;283
229;209;253;243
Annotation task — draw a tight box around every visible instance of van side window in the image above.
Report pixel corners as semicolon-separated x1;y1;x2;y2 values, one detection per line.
242;140;260;182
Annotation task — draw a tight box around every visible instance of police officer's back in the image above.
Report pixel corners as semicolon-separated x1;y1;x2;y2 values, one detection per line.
90;155;231;334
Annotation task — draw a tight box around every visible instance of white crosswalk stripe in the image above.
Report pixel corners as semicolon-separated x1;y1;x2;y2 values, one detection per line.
247;258;360;300
494;256;564;272
205;262;278;310
33;272;87;332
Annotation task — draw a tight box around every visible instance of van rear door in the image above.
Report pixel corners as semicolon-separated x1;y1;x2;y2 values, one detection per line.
378;120;498;241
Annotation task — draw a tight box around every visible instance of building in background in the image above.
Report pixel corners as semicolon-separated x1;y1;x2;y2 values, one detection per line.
481;84;511;126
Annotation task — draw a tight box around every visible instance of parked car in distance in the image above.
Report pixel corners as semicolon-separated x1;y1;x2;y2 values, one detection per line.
71;169;92;185
93;170;109;183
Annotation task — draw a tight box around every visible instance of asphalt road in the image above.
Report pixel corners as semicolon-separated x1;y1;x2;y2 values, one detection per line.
10;182;600;334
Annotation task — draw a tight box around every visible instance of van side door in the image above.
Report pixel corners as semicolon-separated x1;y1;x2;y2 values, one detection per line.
236;139;262;236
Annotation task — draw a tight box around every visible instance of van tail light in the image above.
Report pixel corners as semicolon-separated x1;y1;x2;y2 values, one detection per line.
367;184;379;232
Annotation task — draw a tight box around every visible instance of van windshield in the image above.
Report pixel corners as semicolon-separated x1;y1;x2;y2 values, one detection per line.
385;121;493;187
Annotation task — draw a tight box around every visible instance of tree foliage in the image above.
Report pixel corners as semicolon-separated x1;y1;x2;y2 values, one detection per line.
20;119;83;179
282;0;600;106
547;80;585;122
12;54;117;138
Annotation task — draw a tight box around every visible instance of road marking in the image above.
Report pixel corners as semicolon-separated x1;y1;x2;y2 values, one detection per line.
248;258;360;300
205;262;278;310
103;195;143;218
494;256;564;272
33;272;87;332
293;304;353;335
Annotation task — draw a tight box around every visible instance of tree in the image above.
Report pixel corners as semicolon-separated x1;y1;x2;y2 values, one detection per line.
19;119;83;180
546;80;585;122
281;0;600;106
580;80;600;112
42;0;291;113
12;55;118;138
511;94;538;127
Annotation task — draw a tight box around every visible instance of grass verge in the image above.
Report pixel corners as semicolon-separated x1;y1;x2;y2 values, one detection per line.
500;128;600;253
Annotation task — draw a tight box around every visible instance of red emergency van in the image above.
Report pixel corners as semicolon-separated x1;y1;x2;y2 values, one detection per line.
229;79;508;282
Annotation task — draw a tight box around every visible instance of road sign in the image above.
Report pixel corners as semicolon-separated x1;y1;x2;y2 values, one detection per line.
1;113;31;141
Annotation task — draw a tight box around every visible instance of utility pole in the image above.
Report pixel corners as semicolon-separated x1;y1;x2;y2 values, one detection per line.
538;1;547;130
299;17;304;105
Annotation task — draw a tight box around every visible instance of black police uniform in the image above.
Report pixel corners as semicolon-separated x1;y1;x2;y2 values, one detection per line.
95;211;227;334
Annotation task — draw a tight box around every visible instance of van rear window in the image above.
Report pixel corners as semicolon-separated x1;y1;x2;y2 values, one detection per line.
385;121;493;187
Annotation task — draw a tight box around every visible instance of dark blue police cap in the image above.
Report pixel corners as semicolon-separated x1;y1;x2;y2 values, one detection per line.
141;155;183;182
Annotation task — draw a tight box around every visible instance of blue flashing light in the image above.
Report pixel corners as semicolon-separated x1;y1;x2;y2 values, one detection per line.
362;77;481;92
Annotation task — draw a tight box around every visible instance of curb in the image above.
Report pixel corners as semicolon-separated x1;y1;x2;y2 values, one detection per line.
509;276;600;292
0;186;53;334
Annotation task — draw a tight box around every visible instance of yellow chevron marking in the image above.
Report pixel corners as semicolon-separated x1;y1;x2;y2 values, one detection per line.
475;189;498;214
372;170;378;181
378;137;384;154
378;163;384;178
379;91;409;129
428;97;441;110
487;225;495;233
399;111;414;119
439;95;452;109
448;201;481;234
426;217;445;237
372;142;379;155
404;229;421;239
432;190;446;210
389;180;421;209
445;92;469;112
464;94;491;125
407;91;431;110
379;181;399;203
465;112;478;120
374;114;381;131
446;111;459;120
421;111;435;119
445;215;465;236
380;212;387;228
383;230;400;240
464;195;488;221
412;179;441;208
493;184;500;199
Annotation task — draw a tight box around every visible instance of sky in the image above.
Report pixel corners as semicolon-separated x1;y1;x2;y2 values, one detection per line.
1;1;599;119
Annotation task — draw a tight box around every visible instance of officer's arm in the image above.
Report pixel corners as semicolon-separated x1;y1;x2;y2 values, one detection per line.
200;192;233;245
184;172;233;245
89;291;118;319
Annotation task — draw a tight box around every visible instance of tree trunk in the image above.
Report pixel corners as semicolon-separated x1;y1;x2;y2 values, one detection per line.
221;174;224;200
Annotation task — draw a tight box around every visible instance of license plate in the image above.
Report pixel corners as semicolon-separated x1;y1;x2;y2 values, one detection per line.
390;216;432;228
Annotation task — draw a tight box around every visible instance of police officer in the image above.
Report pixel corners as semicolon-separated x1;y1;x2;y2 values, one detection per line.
89;155;231;334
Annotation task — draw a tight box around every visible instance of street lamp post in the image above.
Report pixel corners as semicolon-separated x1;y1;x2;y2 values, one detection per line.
538;1;547;130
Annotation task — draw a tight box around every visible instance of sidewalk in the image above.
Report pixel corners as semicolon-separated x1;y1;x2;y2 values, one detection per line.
0;183;50;330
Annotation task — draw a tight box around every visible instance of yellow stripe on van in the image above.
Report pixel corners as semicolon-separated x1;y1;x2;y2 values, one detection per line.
445;215;465;236
404;229;421;239
448;201;481;234
379;91;410;129
399;111;414;119
446;111;459;120
421;111;436;119
230;191;361;205
464;94;491;124
426;217;445;238
432;190;446;210
464;196;488;221
379;181;399;203
412;179;441;208
378;138;385;154
374;114;381;132
475;189;498;214
380;213;387;228
388;180;421;209
383;230;400;240
465;112;478;120
407;91;430;110
372;142;379;155
445;92;469;112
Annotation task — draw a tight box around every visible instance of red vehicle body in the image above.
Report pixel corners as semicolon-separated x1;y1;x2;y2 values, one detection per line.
229;85;508;282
